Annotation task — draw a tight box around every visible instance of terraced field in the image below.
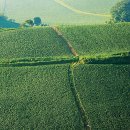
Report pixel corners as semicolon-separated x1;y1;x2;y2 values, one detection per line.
0;27;72;59
73;64;130;130
58;23;130;56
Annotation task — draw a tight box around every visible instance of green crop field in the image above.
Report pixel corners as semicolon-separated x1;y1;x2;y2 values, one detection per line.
0;65;84;130
0;22;130;129
0;27;72;59
73;64;130;130
59;23;130;56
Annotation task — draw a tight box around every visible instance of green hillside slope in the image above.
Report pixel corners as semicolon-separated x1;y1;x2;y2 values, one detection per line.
0;27;72;59
73;64;130;130
0;65;83;130
0;0;119;24
0;23;130;130
59;23;130;56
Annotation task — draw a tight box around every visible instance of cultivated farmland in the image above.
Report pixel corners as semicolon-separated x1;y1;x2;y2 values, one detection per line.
73;64;130;130
0;27;72;59
0;23;130;130
0;65;84;130
59;23;130;56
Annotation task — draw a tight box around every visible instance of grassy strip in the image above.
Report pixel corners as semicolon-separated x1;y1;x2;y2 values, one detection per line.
81;51;130;64
0;57;79;67
68;65;91;130
0;51;129;67
0;28;16;32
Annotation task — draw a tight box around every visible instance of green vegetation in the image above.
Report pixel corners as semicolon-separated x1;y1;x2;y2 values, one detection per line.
0;23;130;129
59;23;130;56
111;0;130;22
0;28;16;32
34;17;42;26
0;65;84;130
0;15;19;28
73;64;130;130
0;57;79;67
0;27;72;59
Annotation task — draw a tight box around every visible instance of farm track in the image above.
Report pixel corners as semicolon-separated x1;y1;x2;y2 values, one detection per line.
51;26;79;57
68;65;91;130
54;0;111;17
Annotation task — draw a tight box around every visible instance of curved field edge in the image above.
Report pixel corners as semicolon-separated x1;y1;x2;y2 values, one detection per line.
73;64;130;130
54;0;111;17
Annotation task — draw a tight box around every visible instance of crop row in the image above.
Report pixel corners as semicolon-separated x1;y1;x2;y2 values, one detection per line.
0;65;83;130
58;23;130;56
0;27;72;59
73;64;130;130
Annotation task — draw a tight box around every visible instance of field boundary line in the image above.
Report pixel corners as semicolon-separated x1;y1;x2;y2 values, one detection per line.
0;57;79;67
54;0;111;17
68;65;91;130
51;26;79;57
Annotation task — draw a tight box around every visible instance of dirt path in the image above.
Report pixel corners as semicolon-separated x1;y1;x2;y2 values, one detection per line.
68;65;91;130
54;0;111;17
52;26;79;57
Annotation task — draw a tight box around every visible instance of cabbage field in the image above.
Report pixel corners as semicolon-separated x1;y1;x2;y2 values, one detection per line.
58;23;130;56
1;23;130;130
0;27;72;59
0;65;84;130
73;64;130;130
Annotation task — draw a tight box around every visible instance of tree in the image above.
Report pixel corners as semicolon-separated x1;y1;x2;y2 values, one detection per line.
0;15;8;20
25;19;34;27
34;17;42;26
111;0;130;22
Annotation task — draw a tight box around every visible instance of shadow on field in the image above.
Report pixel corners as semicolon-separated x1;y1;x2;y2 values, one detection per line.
86;56;130;65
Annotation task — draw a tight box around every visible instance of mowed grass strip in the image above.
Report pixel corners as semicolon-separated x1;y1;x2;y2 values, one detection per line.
73;64;130;130
0;65;83;130
0;27;72;59
58;23;130;56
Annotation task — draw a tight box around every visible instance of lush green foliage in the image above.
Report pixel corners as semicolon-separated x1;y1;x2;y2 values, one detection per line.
0;27;72;59
59;23;130;56
34;17;42;26
0;15;19;28
73;64;130;130
111;0;130;22
0;65;83;130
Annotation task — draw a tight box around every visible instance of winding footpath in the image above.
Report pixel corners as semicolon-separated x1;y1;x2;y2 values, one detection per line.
54;0;111;17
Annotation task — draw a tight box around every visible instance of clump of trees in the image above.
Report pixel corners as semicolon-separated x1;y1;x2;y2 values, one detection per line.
0;15;20;28
22;17;48;27
110;0;130;23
